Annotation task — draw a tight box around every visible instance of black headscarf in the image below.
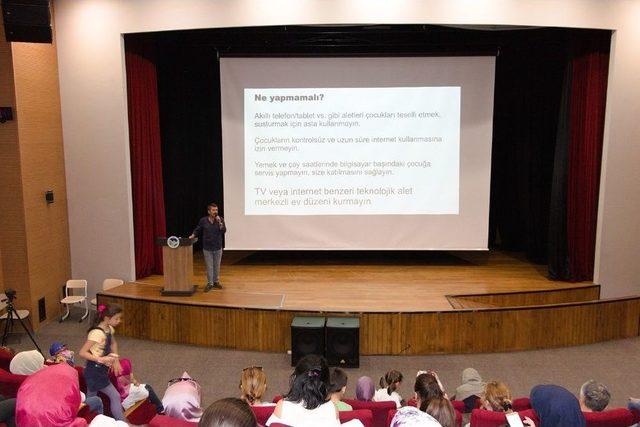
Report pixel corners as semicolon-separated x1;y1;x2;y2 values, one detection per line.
530;384;586;427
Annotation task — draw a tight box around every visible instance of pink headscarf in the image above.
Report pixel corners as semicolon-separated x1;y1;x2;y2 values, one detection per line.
113;358;133;400
161;371;203;422
16;363;87;427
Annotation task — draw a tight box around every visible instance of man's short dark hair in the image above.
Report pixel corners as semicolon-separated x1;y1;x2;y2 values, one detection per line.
207;203;218;209
580;380;610;412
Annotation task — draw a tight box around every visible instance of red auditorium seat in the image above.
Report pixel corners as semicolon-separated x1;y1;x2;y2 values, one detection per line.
343;399;397;427
512;397;531;411
0;368;27;398
149;414;198;426
469;408;539;427
252;405;276;425
583;408;635;427
0;348;13;372
340;409;373;427
631;408;640;425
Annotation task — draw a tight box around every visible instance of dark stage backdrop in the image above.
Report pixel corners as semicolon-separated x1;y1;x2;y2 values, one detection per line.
125;26;610;280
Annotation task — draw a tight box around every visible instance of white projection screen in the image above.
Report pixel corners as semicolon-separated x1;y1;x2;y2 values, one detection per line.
220;57;495;250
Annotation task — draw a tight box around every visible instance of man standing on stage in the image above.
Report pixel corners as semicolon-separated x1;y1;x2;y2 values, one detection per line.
189;203;226;292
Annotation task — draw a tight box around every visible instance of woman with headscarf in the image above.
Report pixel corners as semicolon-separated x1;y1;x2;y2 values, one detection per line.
355;376;375;402
15;362;86;426
113;358;164;413
452;368;485;412
162;371;204;422
530;384;585;427
9;350;44;375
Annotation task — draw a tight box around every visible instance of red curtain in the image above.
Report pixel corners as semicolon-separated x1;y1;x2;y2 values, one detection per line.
126;41;166;278
566;44;609;281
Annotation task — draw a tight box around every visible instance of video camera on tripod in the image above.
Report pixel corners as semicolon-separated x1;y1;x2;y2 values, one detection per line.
0;288;42;355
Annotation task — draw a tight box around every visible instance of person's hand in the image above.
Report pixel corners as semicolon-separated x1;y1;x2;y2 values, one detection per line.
523;416;536;427
189;234;195;239
97;355;114;367
110;358;123;376
133;379;140;386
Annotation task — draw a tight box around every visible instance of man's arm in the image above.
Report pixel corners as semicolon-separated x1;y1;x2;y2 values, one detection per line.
189;218;203;239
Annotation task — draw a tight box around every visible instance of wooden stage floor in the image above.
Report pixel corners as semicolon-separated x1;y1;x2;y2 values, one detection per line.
112;250;594;313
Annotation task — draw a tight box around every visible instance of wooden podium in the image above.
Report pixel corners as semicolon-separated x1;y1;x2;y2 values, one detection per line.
156;236;197;296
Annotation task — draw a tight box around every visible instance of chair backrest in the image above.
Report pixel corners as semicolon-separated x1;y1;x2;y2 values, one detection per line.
102;278;124;291
0;367;28;398
66;279;88;297
512;397;531;411
470;408;539;427
340;409;373;427
583;408;634;427
344;399;396;427
251;405;276;425
0;347;14;372
148;415;198;426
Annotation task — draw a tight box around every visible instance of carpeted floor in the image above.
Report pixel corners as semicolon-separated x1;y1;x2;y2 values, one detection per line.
8;313;640;409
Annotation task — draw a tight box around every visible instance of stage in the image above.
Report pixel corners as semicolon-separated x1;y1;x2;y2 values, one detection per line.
99;251;640;355
114;251;593;312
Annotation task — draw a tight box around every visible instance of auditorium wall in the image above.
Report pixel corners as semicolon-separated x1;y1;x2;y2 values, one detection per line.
53;0;640;298
0;15;71;328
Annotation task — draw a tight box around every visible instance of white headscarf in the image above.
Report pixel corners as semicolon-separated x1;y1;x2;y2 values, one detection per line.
9;350;44;375
89;414;129;426
454;368;485;402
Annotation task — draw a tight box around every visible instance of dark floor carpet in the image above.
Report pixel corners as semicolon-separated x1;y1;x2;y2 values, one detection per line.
8;314;639;409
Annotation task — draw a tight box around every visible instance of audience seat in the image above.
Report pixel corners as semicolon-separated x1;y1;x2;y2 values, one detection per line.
583;408;635;427
0;348;13;372
252;405;276;425
469;408;539;427
0;367;27;398
343;399;397;427
631;408;640;425
340;409;373;427
512;397;531;411
149;415;198;426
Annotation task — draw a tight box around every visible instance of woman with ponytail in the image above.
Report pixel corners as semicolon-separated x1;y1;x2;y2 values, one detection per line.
267;354;353;426
373;370;404;408
481;381;513;412
391;372;455;427
79;303;126;421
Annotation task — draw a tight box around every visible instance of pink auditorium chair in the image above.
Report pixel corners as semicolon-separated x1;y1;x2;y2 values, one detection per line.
0;348;14;373
343;399;397;427
512;397;532;411
469;408;539;427
252;405;276;425
583;408;635;427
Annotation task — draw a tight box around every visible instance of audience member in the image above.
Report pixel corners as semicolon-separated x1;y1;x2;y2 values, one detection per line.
530;384;585;427
162;371;204;422
267;354;345;426
79;303;126;422
328;368;353;411
88;415;128;426
9;350;44;375
240;366;272;406
114;358;164;413
416;373;455;427
578;380;610;412
453;368;485;412
355;376;375;402
199;397;257;427
373;369;404;408
16;363;91;426
390;373;442;427
49;342;75;366
481;381;513;412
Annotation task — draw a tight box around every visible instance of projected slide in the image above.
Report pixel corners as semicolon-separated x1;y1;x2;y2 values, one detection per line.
221;57;495;250
245;87;460;215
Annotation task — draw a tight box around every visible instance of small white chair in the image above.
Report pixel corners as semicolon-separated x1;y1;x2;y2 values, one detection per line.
60;279;89;322
90;278;124;307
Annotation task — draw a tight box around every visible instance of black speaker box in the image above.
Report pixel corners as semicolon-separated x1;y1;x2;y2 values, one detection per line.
290;316;325;366
326;317;359;368
2;0;52;43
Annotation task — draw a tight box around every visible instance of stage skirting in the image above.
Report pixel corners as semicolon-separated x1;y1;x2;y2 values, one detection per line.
98;285;640;355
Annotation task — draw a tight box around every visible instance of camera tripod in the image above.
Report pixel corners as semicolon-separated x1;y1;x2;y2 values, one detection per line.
1;298;43;355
